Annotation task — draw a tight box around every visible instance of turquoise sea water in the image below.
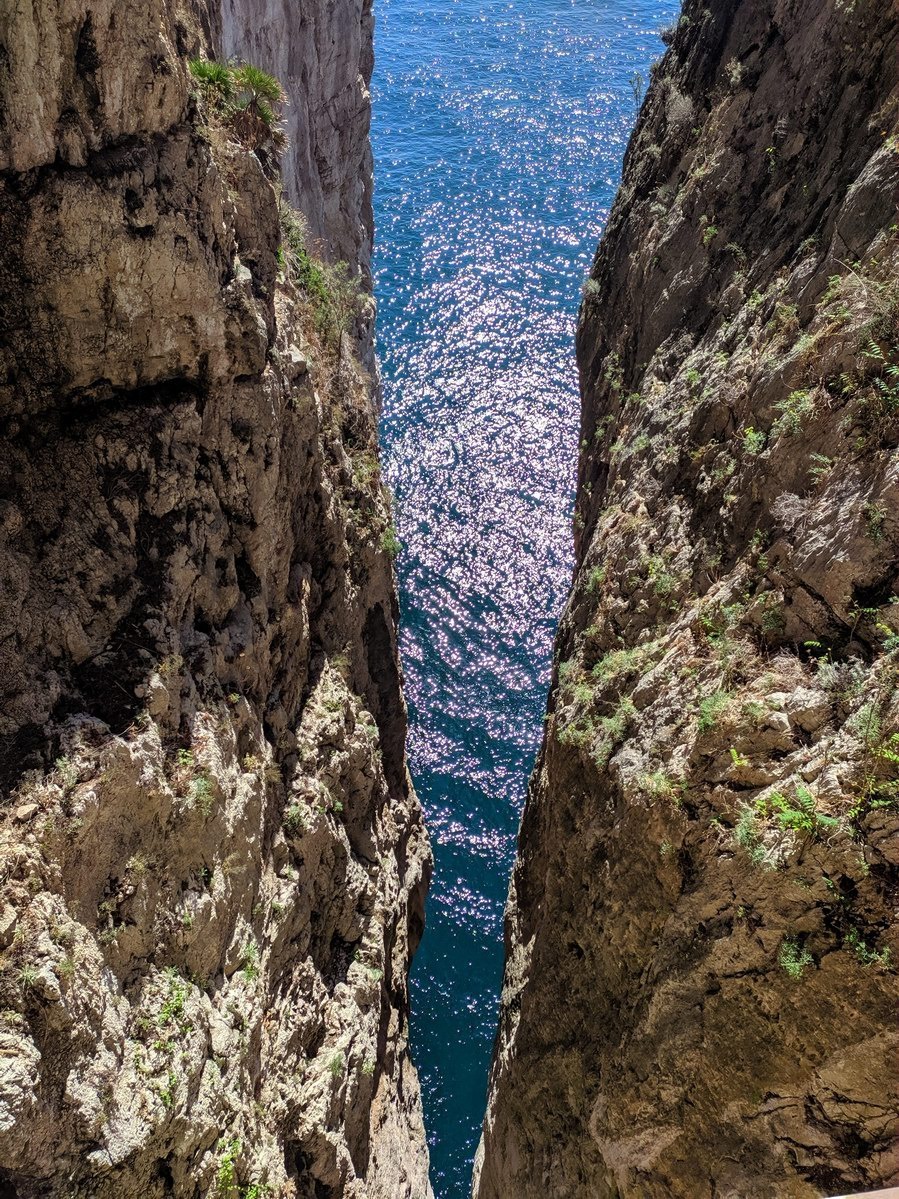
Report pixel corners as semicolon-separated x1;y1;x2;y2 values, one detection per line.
371;2;677;1194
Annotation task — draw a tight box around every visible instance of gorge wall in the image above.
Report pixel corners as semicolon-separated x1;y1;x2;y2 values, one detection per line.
476;0;899;1196
0;0;430;1196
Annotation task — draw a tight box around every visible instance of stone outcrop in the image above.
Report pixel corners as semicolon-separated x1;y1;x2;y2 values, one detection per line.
0;0;430;1196
476;1;899;1196
217;0;376;271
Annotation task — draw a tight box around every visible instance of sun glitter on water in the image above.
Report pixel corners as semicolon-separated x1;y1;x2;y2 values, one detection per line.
371;1;677;1194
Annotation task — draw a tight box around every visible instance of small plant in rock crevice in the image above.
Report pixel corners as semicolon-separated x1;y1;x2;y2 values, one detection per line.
845;927;891;969
241;942;260;982
159;968;190;1029
863;501;887;542
778;937;813;980
189;771;214;817
17;965;38;991
724;58;743;90
698;689;731;733
763;785;839;837
771;389;815;437
328;1051;345;1079
586;564;606;594
640;769;682;805
216;1138;241;1193
380;524;402;558
283;803;306;837
55;756;78;792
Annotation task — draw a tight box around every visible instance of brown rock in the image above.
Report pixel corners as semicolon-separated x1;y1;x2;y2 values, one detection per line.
0;0;431;1195
475;1;899;1196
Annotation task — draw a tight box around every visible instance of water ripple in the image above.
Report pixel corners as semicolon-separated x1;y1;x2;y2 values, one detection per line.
372;0;677;1193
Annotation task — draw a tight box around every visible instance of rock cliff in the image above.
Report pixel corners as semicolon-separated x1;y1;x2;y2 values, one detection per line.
217;0;376;271
476;0;899;1196
0;0;430;1196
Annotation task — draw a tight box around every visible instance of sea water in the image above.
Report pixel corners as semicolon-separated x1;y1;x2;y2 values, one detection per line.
371;1;677;1192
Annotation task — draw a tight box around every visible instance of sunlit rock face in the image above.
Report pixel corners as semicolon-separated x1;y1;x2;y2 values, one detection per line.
0;0;430;1195
475;1;899;1196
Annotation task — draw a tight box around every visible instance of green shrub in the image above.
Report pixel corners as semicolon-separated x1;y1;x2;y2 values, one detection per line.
603;352;624;393
772;389;814;437
864;501;887;542
845;928;891;969
189;772;214;817
808;452;832;482
159;1069;178;1109
646;554;679;598
591;644;654;684
772;302;798;333
592;697;637;769
380;524;402;558
640;770;681;803
278;200;360;345
328;1051;344;1079
586;564;606;594
741;426;766;454
159;968;189;1027
217;1138;241;1190
724;58;743;90
765;785;839;837
17;965;38;991
352;451;380;490
242;942;259;982
734;804;766;861
55;755;78;791
283;803;305;837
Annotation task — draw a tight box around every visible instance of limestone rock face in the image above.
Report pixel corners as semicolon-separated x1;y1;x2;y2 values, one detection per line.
476;1;899;1196
217;0;375;270
0;0;430;1196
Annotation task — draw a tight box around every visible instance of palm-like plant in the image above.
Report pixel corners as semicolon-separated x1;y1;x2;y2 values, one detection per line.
232;64;288;147
188;58;235;107
188;57;288;151
233;64;286;120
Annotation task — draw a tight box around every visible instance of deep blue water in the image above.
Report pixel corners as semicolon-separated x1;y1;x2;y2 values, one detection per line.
371;2;676;1194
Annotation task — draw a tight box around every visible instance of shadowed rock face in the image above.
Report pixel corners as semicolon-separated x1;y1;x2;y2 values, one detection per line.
476;1;899;1197
0;1;430;1196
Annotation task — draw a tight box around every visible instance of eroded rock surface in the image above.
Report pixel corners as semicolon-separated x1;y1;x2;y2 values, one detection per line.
0;0;430;1195
476;1;899;1196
